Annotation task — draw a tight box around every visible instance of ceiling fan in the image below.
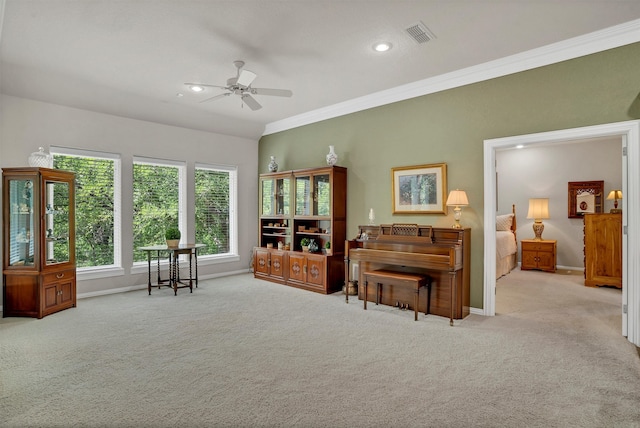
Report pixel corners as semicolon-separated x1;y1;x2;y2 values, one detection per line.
185;60;293;111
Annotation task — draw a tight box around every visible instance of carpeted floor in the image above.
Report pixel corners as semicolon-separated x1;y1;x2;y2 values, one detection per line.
1;269;639;427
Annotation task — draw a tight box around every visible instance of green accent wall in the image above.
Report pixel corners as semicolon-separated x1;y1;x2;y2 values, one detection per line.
259;42;640;309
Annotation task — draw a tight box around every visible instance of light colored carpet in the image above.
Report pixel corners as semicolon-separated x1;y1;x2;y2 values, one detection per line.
1;269;639;428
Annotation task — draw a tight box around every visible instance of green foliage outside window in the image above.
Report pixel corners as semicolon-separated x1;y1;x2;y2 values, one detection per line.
54;155;115;268
195;168;230;256
54;154;234;267
133;163;179;262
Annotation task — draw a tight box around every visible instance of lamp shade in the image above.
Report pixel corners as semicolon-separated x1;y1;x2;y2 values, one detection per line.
527;198;550;220
607;190;623;200
446;189;469;206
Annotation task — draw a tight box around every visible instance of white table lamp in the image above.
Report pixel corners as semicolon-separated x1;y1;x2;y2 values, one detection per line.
527;198;550;240
446;189;469;229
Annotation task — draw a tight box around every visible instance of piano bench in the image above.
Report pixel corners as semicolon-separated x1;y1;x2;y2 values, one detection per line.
362;270;431;321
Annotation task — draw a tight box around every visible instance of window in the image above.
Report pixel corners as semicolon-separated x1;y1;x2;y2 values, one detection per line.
51;148;121;269
132;157;186;262
195;164;237;256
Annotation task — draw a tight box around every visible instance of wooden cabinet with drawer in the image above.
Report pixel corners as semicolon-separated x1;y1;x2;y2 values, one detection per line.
521;239;557;273
42;269;76;317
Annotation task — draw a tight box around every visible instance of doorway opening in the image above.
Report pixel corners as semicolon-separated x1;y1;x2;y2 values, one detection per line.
483;120;640;346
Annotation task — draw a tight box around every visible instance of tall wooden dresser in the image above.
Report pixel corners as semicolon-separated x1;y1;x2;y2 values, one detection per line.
583;213;622;288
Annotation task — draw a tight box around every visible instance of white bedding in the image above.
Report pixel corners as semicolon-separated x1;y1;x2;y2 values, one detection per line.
496;230;518;279
496;230;517;259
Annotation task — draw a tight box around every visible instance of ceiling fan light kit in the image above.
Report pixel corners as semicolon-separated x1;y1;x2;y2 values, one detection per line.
184;60;292;111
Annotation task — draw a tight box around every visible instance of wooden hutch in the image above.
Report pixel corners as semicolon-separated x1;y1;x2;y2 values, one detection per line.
253;166;347;294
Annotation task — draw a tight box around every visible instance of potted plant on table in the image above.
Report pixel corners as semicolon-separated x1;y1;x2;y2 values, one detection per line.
165;227;181;247
324;241;332;256
300;237;310;252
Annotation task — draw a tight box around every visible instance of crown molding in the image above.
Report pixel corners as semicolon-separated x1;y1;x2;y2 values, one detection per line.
263;18;640;136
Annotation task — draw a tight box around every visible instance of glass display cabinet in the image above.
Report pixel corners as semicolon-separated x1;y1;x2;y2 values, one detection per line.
255;166;347;294
3;167;76;318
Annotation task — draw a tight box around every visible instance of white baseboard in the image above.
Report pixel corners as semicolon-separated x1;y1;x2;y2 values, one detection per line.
77;269;251;300
470;307;484;316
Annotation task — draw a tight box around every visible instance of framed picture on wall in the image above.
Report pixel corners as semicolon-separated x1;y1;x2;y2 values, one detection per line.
568;180;604;218
391;163;447;214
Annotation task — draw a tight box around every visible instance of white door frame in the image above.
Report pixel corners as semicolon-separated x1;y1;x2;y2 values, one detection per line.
483;120;640;346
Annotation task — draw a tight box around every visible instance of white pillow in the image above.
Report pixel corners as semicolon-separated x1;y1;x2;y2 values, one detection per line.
496;214;514;231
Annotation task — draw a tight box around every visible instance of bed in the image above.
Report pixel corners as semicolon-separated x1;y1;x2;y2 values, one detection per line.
496;204;518;279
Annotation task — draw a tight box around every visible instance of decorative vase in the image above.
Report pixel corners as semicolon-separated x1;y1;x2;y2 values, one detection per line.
28;147;53;168
268;156;278;172
308;239;319;253
368;208;375;225
326;145;338;166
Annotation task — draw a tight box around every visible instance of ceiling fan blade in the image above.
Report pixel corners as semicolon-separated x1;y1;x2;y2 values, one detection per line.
236;69;257;87
184;82;227;89
242;94;262;110
198;93;231;103
250;88;293;97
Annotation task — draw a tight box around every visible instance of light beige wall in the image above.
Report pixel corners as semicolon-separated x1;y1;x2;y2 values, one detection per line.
496;138;622;269
0;95;259;297
259;42;640;309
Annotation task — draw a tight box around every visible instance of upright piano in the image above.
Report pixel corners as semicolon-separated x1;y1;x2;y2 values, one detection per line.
345;224;471;324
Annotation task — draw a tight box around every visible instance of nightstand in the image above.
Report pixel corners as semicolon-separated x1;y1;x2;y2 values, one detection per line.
521;239;556;273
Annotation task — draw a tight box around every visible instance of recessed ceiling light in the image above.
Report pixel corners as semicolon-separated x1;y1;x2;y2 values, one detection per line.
189;85;204;92
373;42;392;52
516;144;524;149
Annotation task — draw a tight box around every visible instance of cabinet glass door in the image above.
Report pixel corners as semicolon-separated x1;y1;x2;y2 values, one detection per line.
275;177;290;216
262;176;291;216
314;174;330;216
261;179;274;216
45;180;71;265
296;174;330;216
7;178;36;267
295;176;312;216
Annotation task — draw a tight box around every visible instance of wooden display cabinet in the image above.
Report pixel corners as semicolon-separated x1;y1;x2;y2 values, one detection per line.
254;166;347;294
2;167;76;318
521;239;556;273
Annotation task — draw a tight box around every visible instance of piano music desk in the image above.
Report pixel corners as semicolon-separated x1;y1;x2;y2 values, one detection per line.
363;269;431;321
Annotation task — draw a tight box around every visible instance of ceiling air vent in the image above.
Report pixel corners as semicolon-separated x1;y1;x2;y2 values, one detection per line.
405;21;436;44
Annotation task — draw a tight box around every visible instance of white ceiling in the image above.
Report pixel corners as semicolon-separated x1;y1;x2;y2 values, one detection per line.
2;0;640;140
